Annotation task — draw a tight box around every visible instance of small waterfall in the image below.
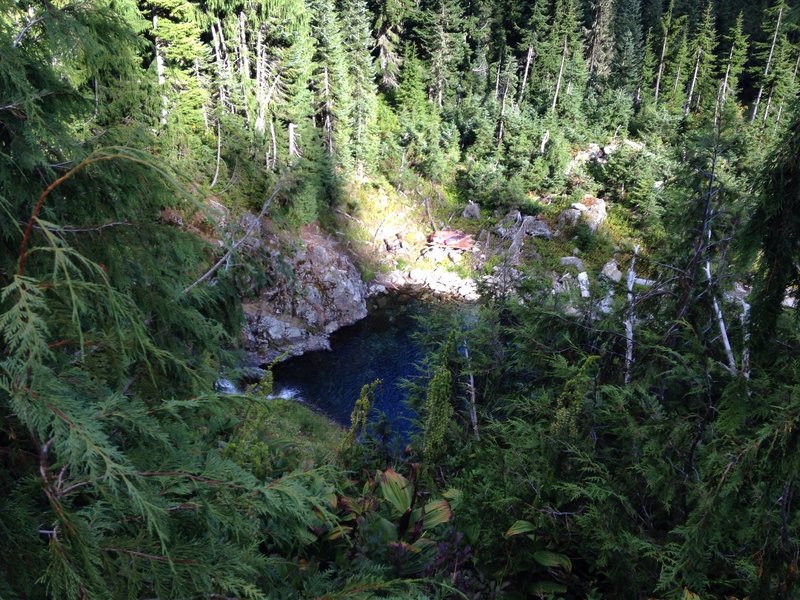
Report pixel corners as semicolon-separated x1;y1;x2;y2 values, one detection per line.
215;378;240;395
269;386;303;401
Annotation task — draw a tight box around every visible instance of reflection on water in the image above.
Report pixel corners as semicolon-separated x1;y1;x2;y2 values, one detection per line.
270;297;431;435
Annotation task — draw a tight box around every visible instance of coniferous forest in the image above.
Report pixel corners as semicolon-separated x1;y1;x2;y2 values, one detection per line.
3;0;800;598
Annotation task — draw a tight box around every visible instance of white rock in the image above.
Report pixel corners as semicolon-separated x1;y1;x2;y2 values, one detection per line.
601;260;623;283
577;272;591;298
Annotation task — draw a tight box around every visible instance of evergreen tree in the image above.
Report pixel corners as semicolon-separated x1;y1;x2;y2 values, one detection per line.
662;17;691;114
684;2;718;117
418;0;468;110
339;0;380;177
548;0;587;116
586;0;615;84
0;3;341;597
750;0;789;123
515;0;550;107
395;46;444;179
611;0;644;95
719;12;750;110
741;104;800;345
310;0;355;173
371;0;411;89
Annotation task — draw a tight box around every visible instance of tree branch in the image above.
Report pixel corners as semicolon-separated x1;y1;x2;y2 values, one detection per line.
183;174;287;294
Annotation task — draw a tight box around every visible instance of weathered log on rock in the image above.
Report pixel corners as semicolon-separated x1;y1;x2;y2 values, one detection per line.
427;229;475;250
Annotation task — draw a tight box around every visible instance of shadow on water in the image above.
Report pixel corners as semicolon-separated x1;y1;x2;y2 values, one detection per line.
270;296;433;437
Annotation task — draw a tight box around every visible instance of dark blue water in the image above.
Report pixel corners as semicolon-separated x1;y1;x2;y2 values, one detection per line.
270;297;430;436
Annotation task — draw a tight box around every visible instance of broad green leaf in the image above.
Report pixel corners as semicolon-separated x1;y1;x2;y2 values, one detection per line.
442;487;463;509
534;550;572;572
506;520;537;537
530;580;568;595
323;525;352;541
421;499;452;529
379;468;413;516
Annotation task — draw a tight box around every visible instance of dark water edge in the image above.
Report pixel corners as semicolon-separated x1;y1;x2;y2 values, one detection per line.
270;296;434;438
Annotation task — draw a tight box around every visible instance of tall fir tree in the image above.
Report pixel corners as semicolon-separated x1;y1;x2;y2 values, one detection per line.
339;0;380;177
750;0;789;123
310;0;355;173
418;0;468;110
612;0;644;95
586;0;615;84
683;1;718;117
371;0;411;89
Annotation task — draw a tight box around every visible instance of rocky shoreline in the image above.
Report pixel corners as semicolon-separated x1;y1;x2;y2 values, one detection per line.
241;224;477;366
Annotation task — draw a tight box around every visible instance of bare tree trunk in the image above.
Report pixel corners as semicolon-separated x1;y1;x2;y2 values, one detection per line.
752;5;783;123
720;47;733;105
704;257;737;373
211;21;229;111
518;45;534;102
238;12;250;76
322;66;334;155
624;245;639;385
184;177;287;294
740;298;751;382
551;36;568;113
672;58;683;95
497;65;512;146
235;12;252;126
211;119;222;188
270;119;278;170
762;84;775;125
696;125;738;373
655;29;669;104
685;48;702;115
462;340;479;440
255;28;265;134
540;129;550;154
713;82;724;129
288;122;300;158
494;56;502;101
153;16;168;126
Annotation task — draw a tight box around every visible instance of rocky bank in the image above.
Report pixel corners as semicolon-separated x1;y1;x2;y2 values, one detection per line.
242;225;368;365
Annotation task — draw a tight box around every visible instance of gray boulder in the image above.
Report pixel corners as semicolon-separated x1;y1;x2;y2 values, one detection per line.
529;218;554;239
560;256;586;272
557;208;582;229
462;201;481;219
600;259;623;283
570;196;608;232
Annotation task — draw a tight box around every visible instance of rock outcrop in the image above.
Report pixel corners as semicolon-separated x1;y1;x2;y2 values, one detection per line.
242;225;368;365
372;268;479;301
557;195;608;232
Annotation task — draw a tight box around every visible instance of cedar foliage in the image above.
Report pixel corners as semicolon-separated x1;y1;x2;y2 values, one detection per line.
4;0;800;598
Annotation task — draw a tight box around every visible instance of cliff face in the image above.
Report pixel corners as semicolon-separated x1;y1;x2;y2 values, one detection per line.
242;224;368;365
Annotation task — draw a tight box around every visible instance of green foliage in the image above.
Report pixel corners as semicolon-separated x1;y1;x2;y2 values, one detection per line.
422;366;453;467
6;0;800;597
740;103;800;347
342;379;382;451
